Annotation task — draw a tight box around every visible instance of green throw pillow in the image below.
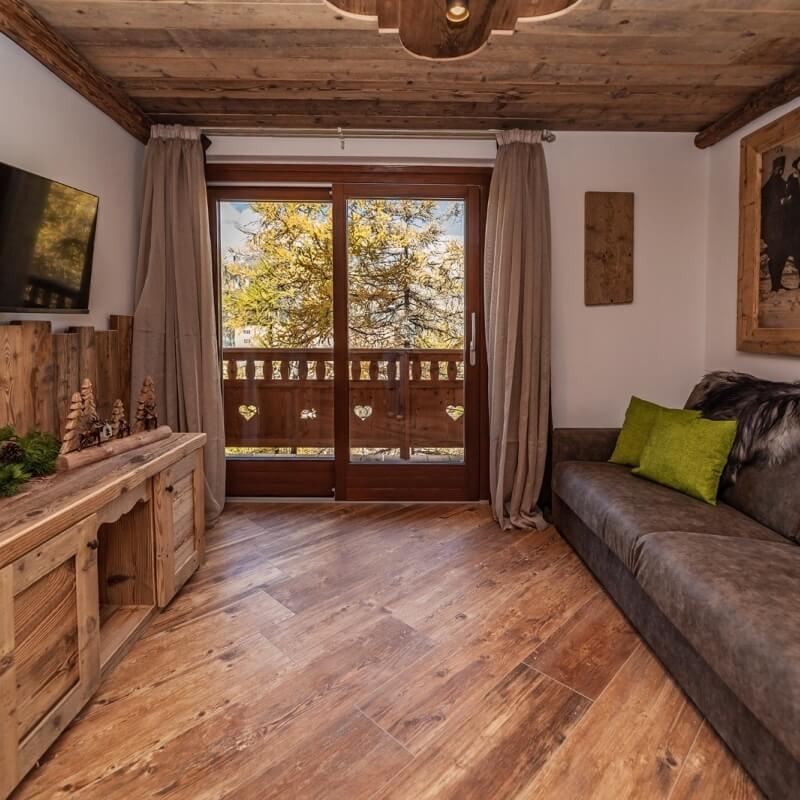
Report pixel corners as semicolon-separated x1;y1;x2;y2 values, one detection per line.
609;397;699;467
633;411;738;505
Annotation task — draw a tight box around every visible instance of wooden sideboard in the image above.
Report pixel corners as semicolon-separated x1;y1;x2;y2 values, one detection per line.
0;433;207;799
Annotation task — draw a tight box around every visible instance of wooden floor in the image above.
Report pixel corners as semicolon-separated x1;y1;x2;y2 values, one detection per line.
14;503;762;800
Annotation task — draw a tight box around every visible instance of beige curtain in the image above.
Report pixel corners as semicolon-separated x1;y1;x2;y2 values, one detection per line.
131;125;225;522
484;129;551;530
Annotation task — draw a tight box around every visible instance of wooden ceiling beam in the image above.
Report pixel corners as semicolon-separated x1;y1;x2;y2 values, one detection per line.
0;0;151;143
140;95;740;118
151;112;711;133
694;66;800;149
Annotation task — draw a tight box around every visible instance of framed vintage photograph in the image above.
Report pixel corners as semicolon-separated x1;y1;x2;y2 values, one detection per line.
738;104;800;356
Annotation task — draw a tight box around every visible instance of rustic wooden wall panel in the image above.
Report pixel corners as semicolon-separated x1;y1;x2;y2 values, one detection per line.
0;326;31;435
584;192;634;307
52;331;80;440
110;314;134;413
15;322;56;435
0;315;135;438
16;0;800;134
72;327;97;399
95;330;120;422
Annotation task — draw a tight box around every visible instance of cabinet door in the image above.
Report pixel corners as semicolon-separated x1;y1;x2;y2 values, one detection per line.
0;516;100;796
154;448;205;607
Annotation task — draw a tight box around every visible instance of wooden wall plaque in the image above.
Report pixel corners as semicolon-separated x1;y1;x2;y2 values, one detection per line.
584;192;634;306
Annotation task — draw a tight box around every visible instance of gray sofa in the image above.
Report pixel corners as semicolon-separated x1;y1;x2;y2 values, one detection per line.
552;428;800;800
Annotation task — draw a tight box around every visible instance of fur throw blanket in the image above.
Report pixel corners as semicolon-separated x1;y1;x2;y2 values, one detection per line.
685;371;800;486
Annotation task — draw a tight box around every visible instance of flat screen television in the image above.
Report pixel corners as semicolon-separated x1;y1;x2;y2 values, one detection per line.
0;162;99;312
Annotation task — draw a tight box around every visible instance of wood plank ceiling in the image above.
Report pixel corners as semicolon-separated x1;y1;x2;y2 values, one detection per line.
17;0;800;135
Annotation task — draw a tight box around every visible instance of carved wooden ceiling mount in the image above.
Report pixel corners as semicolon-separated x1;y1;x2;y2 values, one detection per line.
324;0;581;60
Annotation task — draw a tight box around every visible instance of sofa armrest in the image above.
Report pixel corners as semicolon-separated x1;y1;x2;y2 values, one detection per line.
553;428;620;467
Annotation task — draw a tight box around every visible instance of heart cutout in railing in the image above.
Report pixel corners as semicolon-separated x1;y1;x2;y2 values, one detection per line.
354;405;373;421
239;404;258;421
446;405;464;421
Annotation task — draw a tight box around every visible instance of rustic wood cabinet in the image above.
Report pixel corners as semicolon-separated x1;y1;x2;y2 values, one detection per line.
154;448;205;607
0;433;206;799
1;516;100;796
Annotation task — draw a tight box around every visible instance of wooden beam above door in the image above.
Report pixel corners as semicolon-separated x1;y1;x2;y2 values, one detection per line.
0;0;151;143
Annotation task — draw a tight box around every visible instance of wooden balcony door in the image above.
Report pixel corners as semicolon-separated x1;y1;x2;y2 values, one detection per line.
210;169;488;501
333;184;483;500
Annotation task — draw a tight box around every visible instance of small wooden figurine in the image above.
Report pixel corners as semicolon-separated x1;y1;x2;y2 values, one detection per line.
80;378;99;425
60;391;85;455
133;376;159;433
110;399;130;438
74;379;107;450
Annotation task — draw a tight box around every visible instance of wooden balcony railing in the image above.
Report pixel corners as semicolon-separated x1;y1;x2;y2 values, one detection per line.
223;347;465;457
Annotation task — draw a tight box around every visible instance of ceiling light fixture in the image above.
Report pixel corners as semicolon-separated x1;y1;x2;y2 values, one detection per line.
446;0;470;24
324;0;580;60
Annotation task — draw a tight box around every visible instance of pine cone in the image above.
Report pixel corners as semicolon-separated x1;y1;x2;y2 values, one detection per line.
0;439;23;465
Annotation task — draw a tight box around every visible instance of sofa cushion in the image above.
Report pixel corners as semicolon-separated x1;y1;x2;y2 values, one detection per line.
609;397;696;466
633;411;737;505
636;532;800;762
721;454;800;544
553;461;783;572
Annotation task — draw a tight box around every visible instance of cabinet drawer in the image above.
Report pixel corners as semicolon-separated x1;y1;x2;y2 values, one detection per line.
153;448;205;607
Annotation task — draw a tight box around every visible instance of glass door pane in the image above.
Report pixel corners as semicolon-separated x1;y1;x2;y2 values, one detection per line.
346;198;466;463
219;198;334;459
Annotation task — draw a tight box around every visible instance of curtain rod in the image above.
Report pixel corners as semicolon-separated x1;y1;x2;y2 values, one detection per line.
202;127;557;142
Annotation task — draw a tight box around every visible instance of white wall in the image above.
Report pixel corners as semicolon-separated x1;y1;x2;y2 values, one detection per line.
210;131;710;428
548;133;708;427
0;35;144;330
704;97;800;383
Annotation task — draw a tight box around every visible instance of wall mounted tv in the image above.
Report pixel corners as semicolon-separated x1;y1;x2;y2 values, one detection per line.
0;162;99;312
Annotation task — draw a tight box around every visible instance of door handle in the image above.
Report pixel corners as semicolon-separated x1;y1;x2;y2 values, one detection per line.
469;312;477;367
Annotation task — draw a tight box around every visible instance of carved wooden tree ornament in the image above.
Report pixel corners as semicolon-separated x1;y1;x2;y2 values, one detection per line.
110;399;130;439
323;0;580;60
60;391;85;455
80;378;98;425
133;376;159;433
56;376;171;471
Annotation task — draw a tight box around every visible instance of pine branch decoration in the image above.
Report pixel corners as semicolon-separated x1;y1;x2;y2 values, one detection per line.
19;430;60;476
0;427;58;496
0;463;29;497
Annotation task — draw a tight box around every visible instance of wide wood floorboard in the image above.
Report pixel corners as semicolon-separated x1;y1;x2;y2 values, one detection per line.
13;502;763;800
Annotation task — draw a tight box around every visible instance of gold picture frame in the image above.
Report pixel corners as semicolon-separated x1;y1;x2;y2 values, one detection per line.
738;104;800;356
